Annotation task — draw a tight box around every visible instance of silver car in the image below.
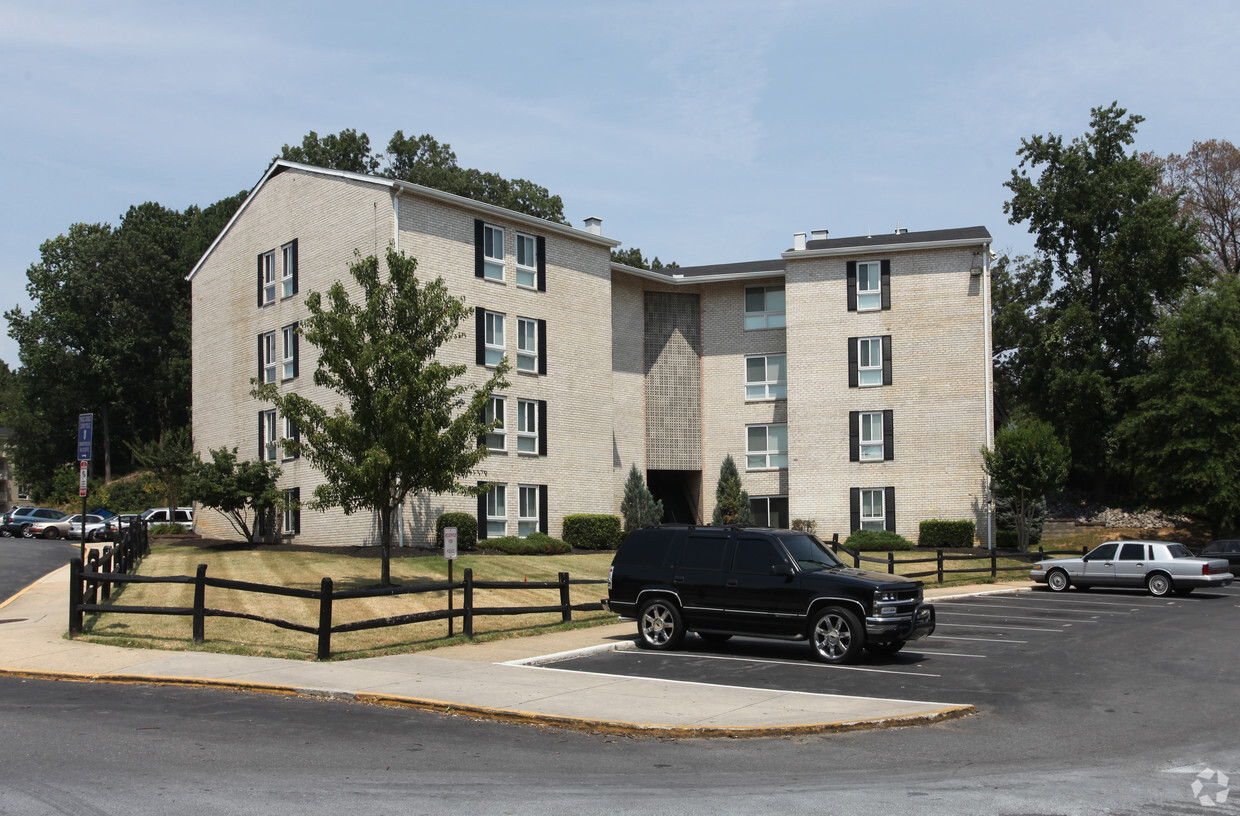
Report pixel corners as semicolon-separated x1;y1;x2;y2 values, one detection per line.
1031;540;1234;596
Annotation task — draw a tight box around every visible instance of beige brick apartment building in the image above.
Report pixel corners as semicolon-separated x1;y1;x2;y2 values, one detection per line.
189;161;994;546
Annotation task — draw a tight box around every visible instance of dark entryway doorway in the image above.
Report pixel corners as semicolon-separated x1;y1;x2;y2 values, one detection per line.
647;470;701;524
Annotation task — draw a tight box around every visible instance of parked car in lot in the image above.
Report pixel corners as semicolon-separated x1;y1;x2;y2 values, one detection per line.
1031;540;1234;596
139;507;194;532
64;514;116;542
30;513;107;540
0;506;30;536
602;524;935;663
1198;540;1240;577
2;507;68;538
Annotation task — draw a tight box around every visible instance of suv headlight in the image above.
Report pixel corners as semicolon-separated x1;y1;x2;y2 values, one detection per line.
875;590;899;603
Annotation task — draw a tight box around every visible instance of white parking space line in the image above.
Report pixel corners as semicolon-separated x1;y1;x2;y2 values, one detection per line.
935;622;1063;632
932;635;1028;644
902;650;986;658
636;650;942;678
947;600;1133;615
972;595;1146;609
936;610;1098;624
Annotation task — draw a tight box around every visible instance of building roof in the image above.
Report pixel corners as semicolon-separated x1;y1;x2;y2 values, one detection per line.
803;225;992;252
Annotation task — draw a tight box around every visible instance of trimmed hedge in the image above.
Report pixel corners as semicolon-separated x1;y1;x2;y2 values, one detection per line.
562;514;623;550
995;529;1019;549
436;512;478;551
483;532;571;555
918;519;976;549
843;529;916;551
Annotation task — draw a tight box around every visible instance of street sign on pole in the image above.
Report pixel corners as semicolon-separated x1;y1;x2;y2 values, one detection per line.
77;413;94;461
78;461;88;497
444;527;458;560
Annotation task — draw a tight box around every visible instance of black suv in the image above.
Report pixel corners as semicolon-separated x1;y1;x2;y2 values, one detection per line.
602;525;935;663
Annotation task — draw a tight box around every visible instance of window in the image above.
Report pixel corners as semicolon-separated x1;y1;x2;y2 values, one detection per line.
745;354;787;400
517;399;538;454
518;485;539;537
260;410;278;462
746;424;788;469
258;251;276;306
744;285;785;330
850;335;891;387
260;332;277;384
749;496;789;529
1119;543;1148;561
484;395;506;451
856;262;881;311
486;484;507;538
484;311;505;366
851;486;895;532
282;487;300;535
281;323;298;381
858;411;886;461
733;538;788;574
483;224;504;281
516;233;537;288
516;317;537;372
282;415;300;461
281;240;298;299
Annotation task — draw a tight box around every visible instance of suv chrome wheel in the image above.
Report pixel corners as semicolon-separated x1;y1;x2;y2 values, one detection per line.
637;598;685;651
810;607;863;664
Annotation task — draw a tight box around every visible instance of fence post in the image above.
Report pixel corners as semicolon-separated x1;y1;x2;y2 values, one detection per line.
887;551;894;575
69;557;83;635
87;551;99;606
991;549;997;579
317;577;333;660
559;572;571;623
463;568;474;638
192;564;207;644
937;550;944;584
101;546;113;601
853;548;860;568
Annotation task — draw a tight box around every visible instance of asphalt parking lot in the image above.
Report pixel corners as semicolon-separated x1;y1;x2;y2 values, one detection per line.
548;584;1240;708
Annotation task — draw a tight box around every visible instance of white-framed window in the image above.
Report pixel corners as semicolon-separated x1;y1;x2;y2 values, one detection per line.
486;484;507;538
857;261;881;311
281;324;297;380
484;395;506;451
749;495;789;529
483;224;504;281
744;285;785;330
517;399;538;454
516;233;537;288
746;424;788;470
858;337;883;386
745;354;787;400
261;251;276;305
516;317;537;372
282;487;300;534
484;311;505;366
261;409;278;462
518;484;539;537
281;243;296;299
859;412;883;461
282;415;298;461
861;488;885;530
261;331;277;384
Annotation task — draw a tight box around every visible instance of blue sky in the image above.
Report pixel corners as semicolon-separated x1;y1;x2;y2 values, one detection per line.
3;0;1238;368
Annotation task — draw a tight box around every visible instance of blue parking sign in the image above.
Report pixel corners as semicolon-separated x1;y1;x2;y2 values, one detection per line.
78;413;93;461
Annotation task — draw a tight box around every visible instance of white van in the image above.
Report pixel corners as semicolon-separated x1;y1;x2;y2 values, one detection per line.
140;507;194;532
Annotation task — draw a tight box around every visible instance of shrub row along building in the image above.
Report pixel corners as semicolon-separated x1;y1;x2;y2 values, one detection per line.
189;160;994;546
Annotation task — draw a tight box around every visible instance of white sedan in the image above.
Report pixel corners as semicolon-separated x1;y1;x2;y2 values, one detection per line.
1031;540;1233;596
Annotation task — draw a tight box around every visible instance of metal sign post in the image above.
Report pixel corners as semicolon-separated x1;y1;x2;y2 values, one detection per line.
444;527;458;637
77;414;93;561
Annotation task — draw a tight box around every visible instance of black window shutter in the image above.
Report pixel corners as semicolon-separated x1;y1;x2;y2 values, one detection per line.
537;400;548;456
291;487;301;534
477;482;488;540
849;488;860;532
291;322;299;378
291;238;299;295
475;307;485;365
257;334;264;383
474;219;485;278
847;337;858;388
846;261;857;312
537;319;547;375
539;484;548;534
881;335;893;385
257;253;263;307
477;404;486;449
536;235;547;292
258;412;264;460
291;418;301;460
848;411;859;462
883;409;894;461
880;260;891;310
884;486;896;532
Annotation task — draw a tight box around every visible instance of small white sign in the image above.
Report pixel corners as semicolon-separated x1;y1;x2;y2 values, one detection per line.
444;527;458;560
78;461;88;497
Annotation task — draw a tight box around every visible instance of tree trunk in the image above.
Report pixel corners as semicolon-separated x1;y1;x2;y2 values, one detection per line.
100;405;112;484
379;506;392;587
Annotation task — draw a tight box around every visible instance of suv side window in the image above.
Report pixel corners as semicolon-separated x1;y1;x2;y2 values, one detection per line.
614;529;675;568
174;510;191;523
681;534;728;571
733;537;788;574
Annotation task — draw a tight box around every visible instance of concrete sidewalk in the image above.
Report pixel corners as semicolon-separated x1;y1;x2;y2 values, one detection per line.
0;564;1031;737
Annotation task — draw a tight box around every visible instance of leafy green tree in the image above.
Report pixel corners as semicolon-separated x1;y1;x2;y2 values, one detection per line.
193;448;283;543
620;464;662;532
711;454;754;526
279;129;381;174
252;246;508;586
1118;277;1240;537
982;419;1070;552
1003;103;1202;490
610;247;678;270
130;427;195;517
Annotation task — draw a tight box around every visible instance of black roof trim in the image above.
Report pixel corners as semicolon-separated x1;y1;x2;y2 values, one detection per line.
802;225;991;251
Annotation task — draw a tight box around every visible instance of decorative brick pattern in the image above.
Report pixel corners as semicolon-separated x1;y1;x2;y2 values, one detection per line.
643;291;702;470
